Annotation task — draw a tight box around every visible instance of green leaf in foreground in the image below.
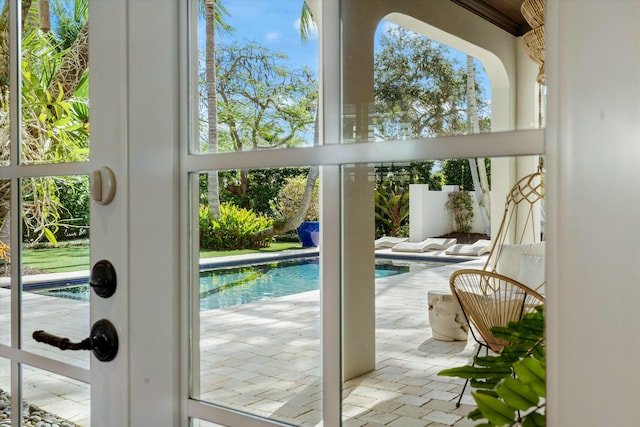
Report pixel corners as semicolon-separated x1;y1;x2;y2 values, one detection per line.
514;357;546;398
438;365;511;379
522;411;546;427
496;376;539;410
473;392;516;426
437;306;546;426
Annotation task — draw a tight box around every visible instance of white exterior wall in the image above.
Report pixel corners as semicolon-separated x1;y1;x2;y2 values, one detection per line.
409;185;487;241
546;1;640;425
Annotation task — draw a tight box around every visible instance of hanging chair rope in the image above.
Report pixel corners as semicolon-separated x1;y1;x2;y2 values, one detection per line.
483;170;544;272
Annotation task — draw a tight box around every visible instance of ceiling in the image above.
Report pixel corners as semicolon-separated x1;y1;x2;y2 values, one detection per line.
451;0;531;36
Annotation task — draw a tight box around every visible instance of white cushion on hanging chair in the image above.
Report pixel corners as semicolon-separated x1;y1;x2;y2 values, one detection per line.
517;254;546;289
497;242;546;280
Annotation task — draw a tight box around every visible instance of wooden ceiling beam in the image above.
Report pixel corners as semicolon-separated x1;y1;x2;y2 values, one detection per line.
450;0;531;36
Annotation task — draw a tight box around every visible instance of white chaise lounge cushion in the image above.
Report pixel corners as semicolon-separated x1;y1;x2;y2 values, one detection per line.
391;238;457;253
445;240;492;256
374;236;408;249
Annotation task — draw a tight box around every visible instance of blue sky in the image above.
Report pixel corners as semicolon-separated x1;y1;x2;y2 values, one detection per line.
206;0;490;97
213;0;319;73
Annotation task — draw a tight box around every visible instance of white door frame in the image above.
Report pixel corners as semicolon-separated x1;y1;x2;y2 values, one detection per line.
109;0;183;425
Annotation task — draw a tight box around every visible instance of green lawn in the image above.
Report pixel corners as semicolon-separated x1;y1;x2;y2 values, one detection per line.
199;242;303;259
22;242;305;273
23;246;91;273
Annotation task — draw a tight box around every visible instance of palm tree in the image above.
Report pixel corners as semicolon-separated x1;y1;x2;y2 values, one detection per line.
465;54;491;235
202;0;231;219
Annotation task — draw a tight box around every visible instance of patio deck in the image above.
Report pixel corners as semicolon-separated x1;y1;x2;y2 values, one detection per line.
197;256;484;427
1;255;487;426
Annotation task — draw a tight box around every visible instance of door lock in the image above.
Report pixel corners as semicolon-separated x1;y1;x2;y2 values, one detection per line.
33;319;119;362
90;260;117;298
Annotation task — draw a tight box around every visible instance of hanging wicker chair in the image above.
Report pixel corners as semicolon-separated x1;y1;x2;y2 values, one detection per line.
521;0;546;85
481;170;545;274
449;170;546;407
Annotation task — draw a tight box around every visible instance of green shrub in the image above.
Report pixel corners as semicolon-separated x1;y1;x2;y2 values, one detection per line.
201;168;311;216
445;190;474;233
269;175;319;222
441;158;492;191
200;203;273;250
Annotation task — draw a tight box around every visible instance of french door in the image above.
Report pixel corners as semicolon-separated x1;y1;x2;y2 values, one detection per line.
0;0;182;426
2;0;544;426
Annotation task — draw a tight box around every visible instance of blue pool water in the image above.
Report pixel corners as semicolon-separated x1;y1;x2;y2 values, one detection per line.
32;257;448;310
198;258;408;310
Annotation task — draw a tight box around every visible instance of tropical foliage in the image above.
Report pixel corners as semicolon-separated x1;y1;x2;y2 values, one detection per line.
0;0;90;244
374;25;488;139
202;42;317;199
442;158;492;191
374;179;410;237
215;167;312;216
439;307;546;427
375;161;445;191
200;203;273;250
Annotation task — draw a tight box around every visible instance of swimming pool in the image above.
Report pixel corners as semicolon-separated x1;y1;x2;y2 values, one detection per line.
198;258;418;310
32;257;450;310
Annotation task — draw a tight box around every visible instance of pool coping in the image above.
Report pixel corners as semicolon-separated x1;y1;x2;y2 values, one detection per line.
3;246;487;291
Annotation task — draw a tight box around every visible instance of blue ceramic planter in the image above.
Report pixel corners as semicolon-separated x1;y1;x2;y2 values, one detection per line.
297;221;320;247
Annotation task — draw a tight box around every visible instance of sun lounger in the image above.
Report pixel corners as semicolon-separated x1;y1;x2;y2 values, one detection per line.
391;238;457;253
374;236;409;249
445;239;492;256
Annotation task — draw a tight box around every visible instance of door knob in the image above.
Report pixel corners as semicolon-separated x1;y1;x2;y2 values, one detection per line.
90;260;117;298
90;166;116;205
32;319;119;362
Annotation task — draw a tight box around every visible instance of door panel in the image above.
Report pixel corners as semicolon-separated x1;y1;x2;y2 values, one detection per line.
0;0;130;425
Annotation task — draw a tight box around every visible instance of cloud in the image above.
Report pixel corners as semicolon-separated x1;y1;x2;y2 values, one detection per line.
265;32;281;43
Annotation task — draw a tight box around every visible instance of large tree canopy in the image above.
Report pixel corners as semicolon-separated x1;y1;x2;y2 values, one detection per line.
202;42;317;200
213;42;317;153
373;25;489;140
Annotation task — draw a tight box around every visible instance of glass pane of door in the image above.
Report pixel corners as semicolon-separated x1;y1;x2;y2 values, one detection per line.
340;156;544;426
22;365;90;426
192;0;319;157
191;167;322;426
20;175;90;368
1;2;92;426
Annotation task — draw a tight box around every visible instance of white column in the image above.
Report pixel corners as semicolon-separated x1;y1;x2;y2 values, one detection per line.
341;1;377;380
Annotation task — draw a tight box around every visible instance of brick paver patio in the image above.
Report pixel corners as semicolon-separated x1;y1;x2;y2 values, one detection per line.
1;255;486;426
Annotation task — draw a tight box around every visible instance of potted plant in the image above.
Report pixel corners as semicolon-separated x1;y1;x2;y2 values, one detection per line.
294;176;319;247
